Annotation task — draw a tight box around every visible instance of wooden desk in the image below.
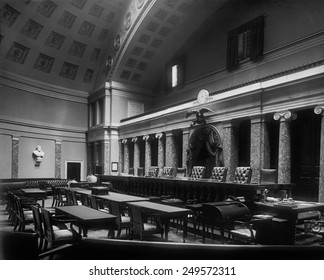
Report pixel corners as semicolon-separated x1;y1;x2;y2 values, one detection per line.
127;201;191;242
55;205;116;238
255;201;324;244
97;192;149;204
20;188;47;207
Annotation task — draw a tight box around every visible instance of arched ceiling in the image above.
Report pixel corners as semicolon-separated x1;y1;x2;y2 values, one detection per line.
0;0;230;95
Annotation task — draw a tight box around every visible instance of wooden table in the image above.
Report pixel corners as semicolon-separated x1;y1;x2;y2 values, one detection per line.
97;192;149;204
254;200;324;244
127;201;191;242
20;188;47;207
55;205;116;238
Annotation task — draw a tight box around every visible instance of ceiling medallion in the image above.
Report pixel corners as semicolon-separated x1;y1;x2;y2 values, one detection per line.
136;0;145;9
114;34;122;52
124;12;132;30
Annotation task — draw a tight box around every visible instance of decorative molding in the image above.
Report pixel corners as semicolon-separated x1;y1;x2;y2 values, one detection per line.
132;137;138;142
143;135;150;141
155;132;164;139
121;139;128;144
273;110;297;121
314;105;324;116
0;70;88;103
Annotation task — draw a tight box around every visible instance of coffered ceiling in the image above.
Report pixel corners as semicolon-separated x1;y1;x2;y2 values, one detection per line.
0;0;230;95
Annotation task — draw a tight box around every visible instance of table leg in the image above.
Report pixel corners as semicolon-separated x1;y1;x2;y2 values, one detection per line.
183;216;187;243
108;226;115;239
164;219;170;241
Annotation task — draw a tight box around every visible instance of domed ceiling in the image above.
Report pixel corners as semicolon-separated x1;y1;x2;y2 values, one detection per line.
0;0;230;95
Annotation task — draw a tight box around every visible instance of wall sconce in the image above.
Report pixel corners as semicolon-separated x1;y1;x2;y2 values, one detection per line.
32;145;45;166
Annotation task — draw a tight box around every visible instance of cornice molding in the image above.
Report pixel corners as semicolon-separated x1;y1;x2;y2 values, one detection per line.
0;70;88;104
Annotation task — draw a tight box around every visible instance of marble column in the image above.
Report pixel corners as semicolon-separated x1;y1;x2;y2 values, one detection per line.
273;110;296;184
102;139;110;175
182;128;190;169
87;142;93;174
165;131;177;169
250;116;270;183
132;137;140;173
122;139;129;174
118;140;124;174
314;105;324;202
156;132;165;171
55;140;62;178
222;121;238;182
11;136;19;179
93;141;100;173
143;135;151;176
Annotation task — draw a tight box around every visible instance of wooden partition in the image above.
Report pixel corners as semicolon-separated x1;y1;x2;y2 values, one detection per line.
99;175;292;206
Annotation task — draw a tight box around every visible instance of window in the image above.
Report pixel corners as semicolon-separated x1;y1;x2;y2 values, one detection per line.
171;64;178;87
226;15;264;70
165;56;185;91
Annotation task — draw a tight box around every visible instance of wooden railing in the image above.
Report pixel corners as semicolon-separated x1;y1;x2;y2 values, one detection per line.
98;175;292;207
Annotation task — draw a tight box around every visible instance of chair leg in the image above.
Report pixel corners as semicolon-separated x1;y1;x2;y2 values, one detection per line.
117;228;121;237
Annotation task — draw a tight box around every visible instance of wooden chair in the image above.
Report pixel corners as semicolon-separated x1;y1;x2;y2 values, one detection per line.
128;204;163;241
176;168;187;178
190;166;206;180
148;166;159;177
109;201;131;237
210;167;228;182
51;187;60;207
233;167;252;184
161;166;174;177
41;208;81;251
14;196;34;232
89;195;110;214
260;168;278;184
137;167;144;176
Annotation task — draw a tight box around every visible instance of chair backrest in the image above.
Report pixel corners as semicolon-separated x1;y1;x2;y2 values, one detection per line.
211;167;228;182
148;166;159;177
80;193;90;206
137;167;144;176
176;168;187;178
31;205;44;237
65;189;74;205
40;208;55;241
128;168;134;175
162;166;174;177
109;201;122;225
89;195;99;210
234;167;252;184
260;169;278;184
128;204;143;231
190;166;206;179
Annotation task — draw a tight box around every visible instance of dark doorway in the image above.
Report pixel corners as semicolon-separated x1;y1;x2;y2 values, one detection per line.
291;109;320;201
67;162;81;181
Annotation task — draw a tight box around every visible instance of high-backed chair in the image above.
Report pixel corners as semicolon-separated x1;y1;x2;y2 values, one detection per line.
148;166;159;177
41;208;81;251
109;201;131;238
128;204;164;241
15;196;34;232
234;167;252;184
162;166;174;177
176;168;187;178
190;166;206;180
137;167;144;176
211;167;228;182
260;169;278;184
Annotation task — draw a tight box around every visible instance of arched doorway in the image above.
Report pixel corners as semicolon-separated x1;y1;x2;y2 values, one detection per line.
187;124;223;178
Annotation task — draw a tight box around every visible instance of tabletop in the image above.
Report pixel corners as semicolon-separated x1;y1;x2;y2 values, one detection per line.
127;201;191;215
55;205;116;221
97;192;149;203
20;188;47;194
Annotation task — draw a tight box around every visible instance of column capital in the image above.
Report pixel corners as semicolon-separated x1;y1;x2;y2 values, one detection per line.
155;132;164;139
132;137;138;143
273;110;297;121
121;139;128;144
12;135;20;141
143;135;150;141
55;140;62;145
314;105;324;116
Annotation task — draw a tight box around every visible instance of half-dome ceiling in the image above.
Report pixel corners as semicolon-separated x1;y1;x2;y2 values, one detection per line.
0;0;230;94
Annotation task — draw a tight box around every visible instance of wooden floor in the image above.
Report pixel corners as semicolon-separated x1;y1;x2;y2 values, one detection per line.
0;196;222;245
